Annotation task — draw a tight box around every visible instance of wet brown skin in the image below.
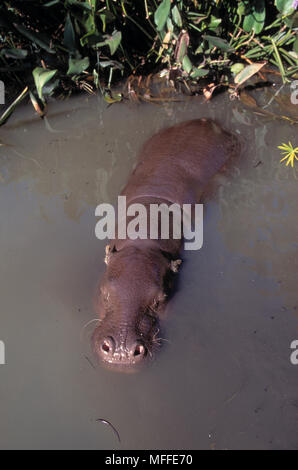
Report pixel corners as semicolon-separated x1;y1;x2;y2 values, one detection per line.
92;119;239;371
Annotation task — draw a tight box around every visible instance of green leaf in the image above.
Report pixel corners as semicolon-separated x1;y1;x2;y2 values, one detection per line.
175;31;189;62
79;18;98;46
103;91;123;104
44;0;60;6
287;50;298;61
208;15;222;31
64;13;77;53
93;68;99;89
234;62;265;86
67;57;89;75
154;0;171;32
237;1;246;16
43;79;60;97
167;16;174;32
97;60;123;70
182;55;192;74
230;63;245;75
194;44;204;55
243;0;266;34
106;31;122;55
203;35;235;52
275;0;295;15
190;68;209;78
75;0;101;46
32;67;57;102
99;11;116;33
172;5;182;28
13;23;55;54
80;31;101;47
81;10;96;32
64;0;92;10
0;48;28;59
95;31;122;55
294;37;298;55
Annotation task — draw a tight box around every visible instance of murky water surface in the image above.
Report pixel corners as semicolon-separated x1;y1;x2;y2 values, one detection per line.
0;90;297;449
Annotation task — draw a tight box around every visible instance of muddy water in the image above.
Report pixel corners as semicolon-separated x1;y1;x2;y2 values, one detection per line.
0;90;297;450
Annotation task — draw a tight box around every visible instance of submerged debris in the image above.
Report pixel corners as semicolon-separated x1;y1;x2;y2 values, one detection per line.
96;418;121;444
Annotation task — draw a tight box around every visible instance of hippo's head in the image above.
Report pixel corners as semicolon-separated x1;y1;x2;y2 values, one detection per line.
92;244;181;371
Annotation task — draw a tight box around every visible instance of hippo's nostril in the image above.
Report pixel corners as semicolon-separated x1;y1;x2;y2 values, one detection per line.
133;343;146;358
101;336;115;355
102;342;110;353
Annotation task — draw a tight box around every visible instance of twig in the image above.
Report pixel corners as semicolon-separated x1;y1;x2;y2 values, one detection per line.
96;419;121;443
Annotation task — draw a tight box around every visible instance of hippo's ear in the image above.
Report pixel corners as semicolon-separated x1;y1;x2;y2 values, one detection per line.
104;244;117;265
157;292;167;303
170;259;182;273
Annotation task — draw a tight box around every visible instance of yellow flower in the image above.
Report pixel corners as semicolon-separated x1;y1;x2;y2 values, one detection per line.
278;142;298;168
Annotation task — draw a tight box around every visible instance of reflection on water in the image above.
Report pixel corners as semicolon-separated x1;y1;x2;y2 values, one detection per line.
0;89;297;449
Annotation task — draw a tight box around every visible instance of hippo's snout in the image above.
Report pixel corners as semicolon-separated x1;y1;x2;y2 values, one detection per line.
99;335;147;363
93;328;149;368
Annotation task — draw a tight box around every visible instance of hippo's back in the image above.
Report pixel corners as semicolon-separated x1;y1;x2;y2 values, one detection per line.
122;119;239;205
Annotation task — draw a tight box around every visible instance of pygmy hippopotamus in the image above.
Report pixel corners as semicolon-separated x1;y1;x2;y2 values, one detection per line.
92;118;239;371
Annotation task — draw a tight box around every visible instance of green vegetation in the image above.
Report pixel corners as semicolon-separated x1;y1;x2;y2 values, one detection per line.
0;0;297;123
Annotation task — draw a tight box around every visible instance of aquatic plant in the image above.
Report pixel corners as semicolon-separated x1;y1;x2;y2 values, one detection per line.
278;141;298;167
0;0;297;123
